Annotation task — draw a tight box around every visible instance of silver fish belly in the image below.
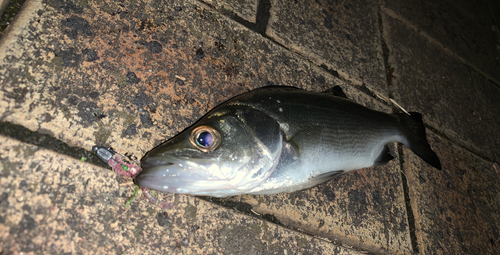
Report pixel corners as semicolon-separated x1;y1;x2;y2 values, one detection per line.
135;86;441;197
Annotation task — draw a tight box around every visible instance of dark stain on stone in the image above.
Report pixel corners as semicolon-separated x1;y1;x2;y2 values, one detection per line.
67;184;76;193
372;190;382;205
224;62;238;77
49;86;61;92
219;225;264;253
347;189;367;226
214;41;225;51
22;204;31;213
146;41;163;53
315;75;326;84
142;131;151;138
323;15;333;30
82;48;99;62
6;87;29;103
14;214;36;234
19;180;27;189
122;123;137;137
133;91;152;108
127;71;141;85
175;78;185;86
323;186;335;201
77;101;100;126
63;16;92;39
89;91;99;99
156;211;171;227
67;95;79;105
139;111;153;127
195;47;205;60
0;192;8;208
318;219;325;228
56;48;81;67
446;182;455;189
45;0;83;14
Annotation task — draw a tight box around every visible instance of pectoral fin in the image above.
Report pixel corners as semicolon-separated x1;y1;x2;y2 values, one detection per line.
374;145;394;166
310;170;345;184
288;126;324;155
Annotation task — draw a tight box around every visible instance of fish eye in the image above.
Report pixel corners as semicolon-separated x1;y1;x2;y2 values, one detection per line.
189;125;221;152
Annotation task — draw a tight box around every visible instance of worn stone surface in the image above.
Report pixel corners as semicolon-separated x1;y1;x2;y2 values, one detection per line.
383;13;498;163
449;0;495;26
383;0;500;83
471;76;500;162
200;0;258;23
0;0;345;158
403;131;500;254
1;0;500;254
0;135;362;254
267;0;387;93
0;0;411;253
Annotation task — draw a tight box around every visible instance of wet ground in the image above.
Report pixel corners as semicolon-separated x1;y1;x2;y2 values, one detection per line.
0;0;499;254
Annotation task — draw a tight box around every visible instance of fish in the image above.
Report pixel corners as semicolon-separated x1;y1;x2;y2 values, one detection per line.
135;86;441;197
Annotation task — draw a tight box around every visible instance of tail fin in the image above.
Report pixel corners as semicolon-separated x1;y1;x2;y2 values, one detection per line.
396;112;442;170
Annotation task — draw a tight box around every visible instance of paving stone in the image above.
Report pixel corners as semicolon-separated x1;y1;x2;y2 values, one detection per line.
0;0;347;158
0;0;412;253
403;131;500;254
471;76;500;162
447;0;494;26
0;135;363;254
383;0;500;83
267;0;387;93
200;0;258;23
383;13;498;163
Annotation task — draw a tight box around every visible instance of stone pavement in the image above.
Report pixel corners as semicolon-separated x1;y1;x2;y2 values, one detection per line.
0;0;499;254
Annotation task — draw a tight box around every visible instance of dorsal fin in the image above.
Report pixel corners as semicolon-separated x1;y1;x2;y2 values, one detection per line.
322;86;348;98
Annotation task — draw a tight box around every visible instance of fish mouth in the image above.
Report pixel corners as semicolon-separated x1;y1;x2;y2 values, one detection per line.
135;156;249;197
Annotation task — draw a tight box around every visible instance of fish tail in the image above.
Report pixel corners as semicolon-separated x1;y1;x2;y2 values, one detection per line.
396;112;442;170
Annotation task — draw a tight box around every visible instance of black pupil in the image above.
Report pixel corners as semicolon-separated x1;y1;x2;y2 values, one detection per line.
196;131;214;147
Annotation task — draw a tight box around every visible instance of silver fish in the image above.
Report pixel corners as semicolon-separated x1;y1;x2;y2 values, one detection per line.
135;86;441;197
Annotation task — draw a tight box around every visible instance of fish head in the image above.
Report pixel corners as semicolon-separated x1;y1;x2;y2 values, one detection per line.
135;107;283;197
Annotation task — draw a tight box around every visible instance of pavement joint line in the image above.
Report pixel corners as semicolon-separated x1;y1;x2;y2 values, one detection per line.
1;1;498;251
377;6;393;92
196;0;356;89
422;122;497;164
0;121;108;168
0;0;27;38
381;6;500;89
398;143;420;254
379;4;420;252
196;196;366;252
254;0;271;35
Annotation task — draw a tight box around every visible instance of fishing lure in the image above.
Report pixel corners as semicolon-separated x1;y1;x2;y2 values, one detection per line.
92;146;165;207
